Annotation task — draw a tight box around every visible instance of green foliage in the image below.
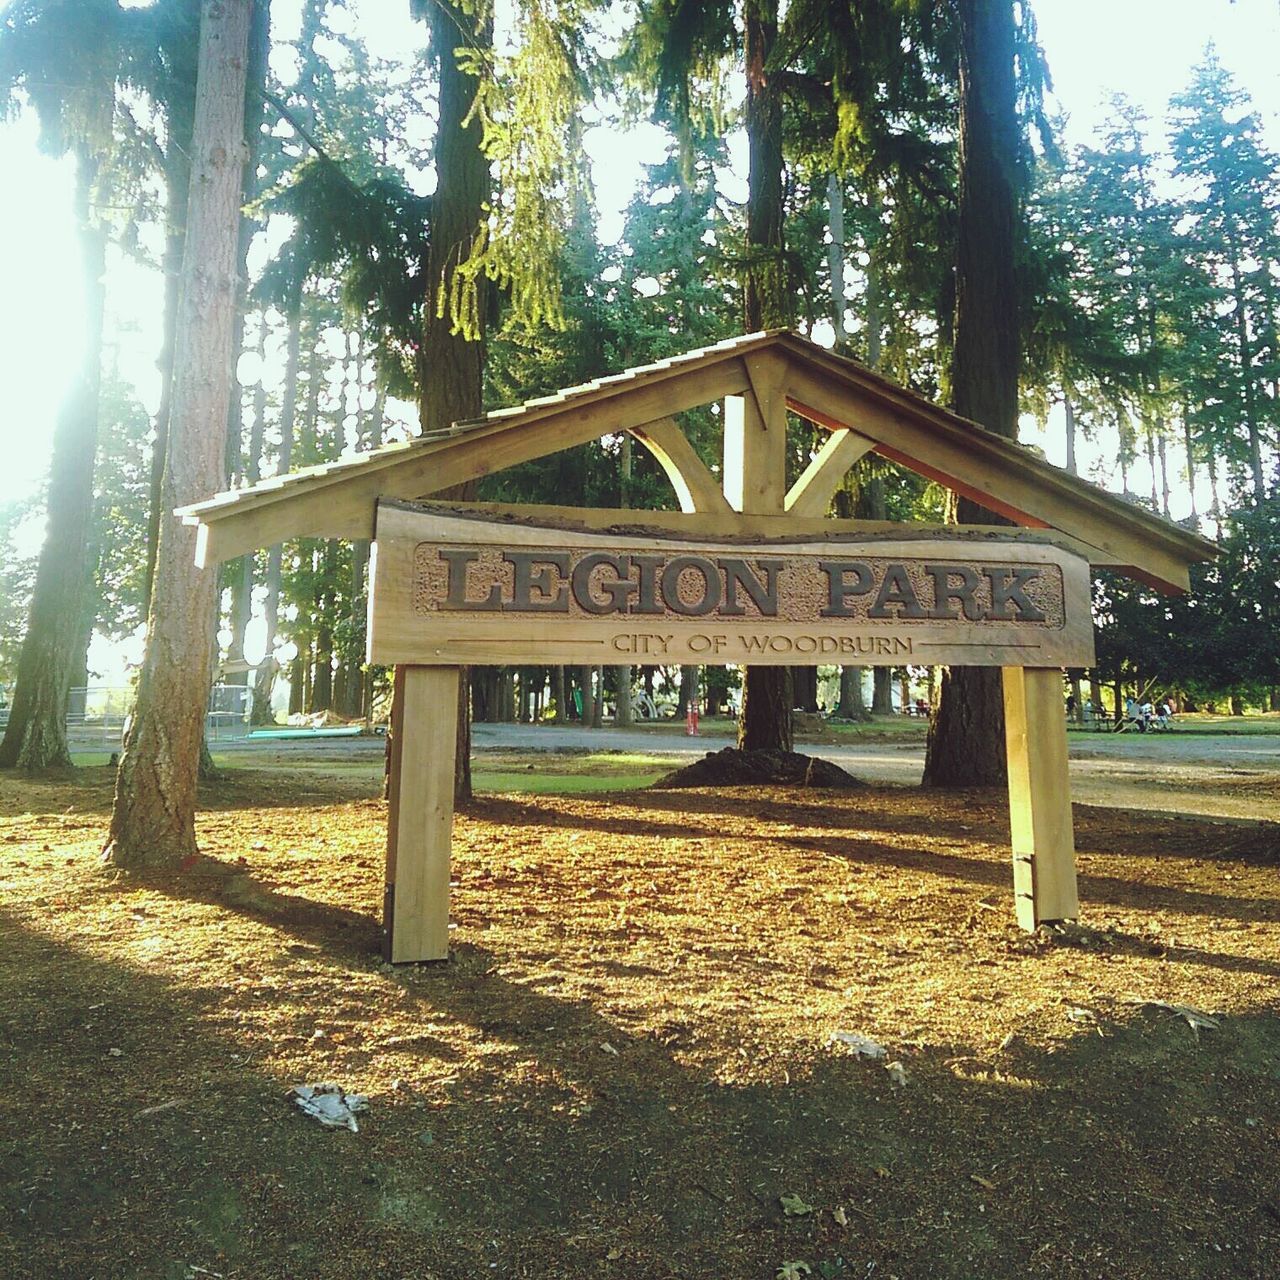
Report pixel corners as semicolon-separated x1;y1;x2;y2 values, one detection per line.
1094;495;1280;705
257;157;432;397
90;372;151;641
0;0;118;157
1168;48;1280;502
451;4;595;337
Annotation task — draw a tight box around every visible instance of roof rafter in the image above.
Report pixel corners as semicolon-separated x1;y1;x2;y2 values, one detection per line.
181;330;1216;594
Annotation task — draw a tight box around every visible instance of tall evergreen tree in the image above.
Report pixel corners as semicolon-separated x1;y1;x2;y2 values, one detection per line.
0;0;119;769
105;0;254;866
1169;49;1279;503
922;0;1024;787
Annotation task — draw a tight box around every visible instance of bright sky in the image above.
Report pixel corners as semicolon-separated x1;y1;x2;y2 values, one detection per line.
1;0;1276;523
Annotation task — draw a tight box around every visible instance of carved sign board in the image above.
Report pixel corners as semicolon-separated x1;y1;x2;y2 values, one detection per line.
368;502;1097;669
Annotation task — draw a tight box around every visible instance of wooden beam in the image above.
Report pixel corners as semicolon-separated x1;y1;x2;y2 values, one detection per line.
785;428;876;517
1002;666;1079;930
194;359;753;564
629;417;733;514
726;350;790;514
407;501;1110;565
384;664;459;962
786;363;1195;592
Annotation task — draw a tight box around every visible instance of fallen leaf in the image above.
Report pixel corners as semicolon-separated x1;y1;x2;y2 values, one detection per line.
776;1264;812;1280
970;1174;996;1190
780;1194;815;1217
832;1206;849;1226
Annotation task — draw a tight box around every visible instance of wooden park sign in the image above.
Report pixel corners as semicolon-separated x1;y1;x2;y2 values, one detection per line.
368;501;1099;961
369;503;1096;670
180;329;1216;965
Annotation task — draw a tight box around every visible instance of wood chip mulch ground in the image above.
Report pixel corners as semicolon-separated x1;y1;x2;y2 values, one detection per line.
1;765;1277;1279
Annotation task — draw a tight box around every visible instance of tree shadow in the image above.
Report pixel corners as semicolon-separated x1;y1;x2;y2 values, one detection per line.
123;852;383;959
4;878;1279;1280
477;791;1278;936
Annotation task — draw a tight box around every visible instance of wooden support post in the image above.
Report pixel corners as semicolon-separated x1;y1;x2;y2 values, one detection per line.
1002;666;1079;930
724;350;789;514
384;664;460;962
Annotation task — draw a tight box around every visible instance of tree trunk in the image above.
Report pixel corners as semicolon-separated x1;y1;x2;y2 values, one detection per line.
1182;407;1198;521
735;0;794;754
791;667;819;713
414;0;493;804
580;665;595;728
143;133;192;616
1227;249;1266;499
104;0;252;865
217;8;269;700
923;0;1020;789
1063;395;1077;475
836;666;866;719
677;665;699;716
827;173;846;349
343;538;370;718
288;655;305;715
872;668;893;715
591;665;604;728
251;290;302;725
224;556;253;690
739;663;792;752
552;665;567;723
1207;449;1223;540
1156;411;1171;517
615;665;633;726
0;150;107;770
311;540;337;712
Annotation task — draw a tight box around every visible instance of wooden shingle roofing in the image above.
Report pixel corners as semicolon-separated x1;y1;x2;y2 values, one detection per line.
180;329;1216;593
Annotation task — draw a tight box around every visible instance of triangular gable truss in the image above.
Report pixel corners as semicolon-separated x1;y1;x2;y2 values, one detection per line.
182;329;1215;593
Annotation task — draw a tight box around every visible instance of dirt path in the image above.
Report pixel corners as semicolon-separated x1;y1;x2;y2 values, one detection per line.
209;722;1280;822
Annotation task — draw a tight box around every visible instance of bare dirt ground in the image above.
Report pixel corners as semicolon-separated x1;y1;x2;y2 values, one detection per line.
1;763;1278;1280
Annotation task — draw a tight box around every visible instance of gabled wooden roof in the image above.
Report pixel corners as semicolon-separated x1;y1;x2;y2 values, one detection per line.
181;329;1216;593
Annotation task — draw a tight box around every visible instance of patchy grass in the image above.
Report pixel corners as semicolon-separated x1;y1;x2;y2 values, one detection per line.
475;751;672;793
1;765;1278;1280
1070;712;1280;737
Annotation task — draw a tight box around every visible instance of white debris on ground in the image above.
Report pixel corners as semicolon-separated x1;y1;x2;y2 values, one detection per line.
884;1060;909;1088
289;1082;369;1132
1126;999;1221;1036
829;1031;887;1059
830;1032;908;1087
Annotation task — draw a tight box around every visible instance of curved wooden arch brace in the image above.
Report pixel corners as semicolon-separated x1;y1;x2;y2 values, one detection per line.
784;427;877;517
629;417;733;515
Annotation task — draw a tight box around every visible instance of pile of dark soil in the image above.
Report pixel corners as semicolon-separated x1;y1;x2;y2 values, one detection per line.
651;746;864;789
